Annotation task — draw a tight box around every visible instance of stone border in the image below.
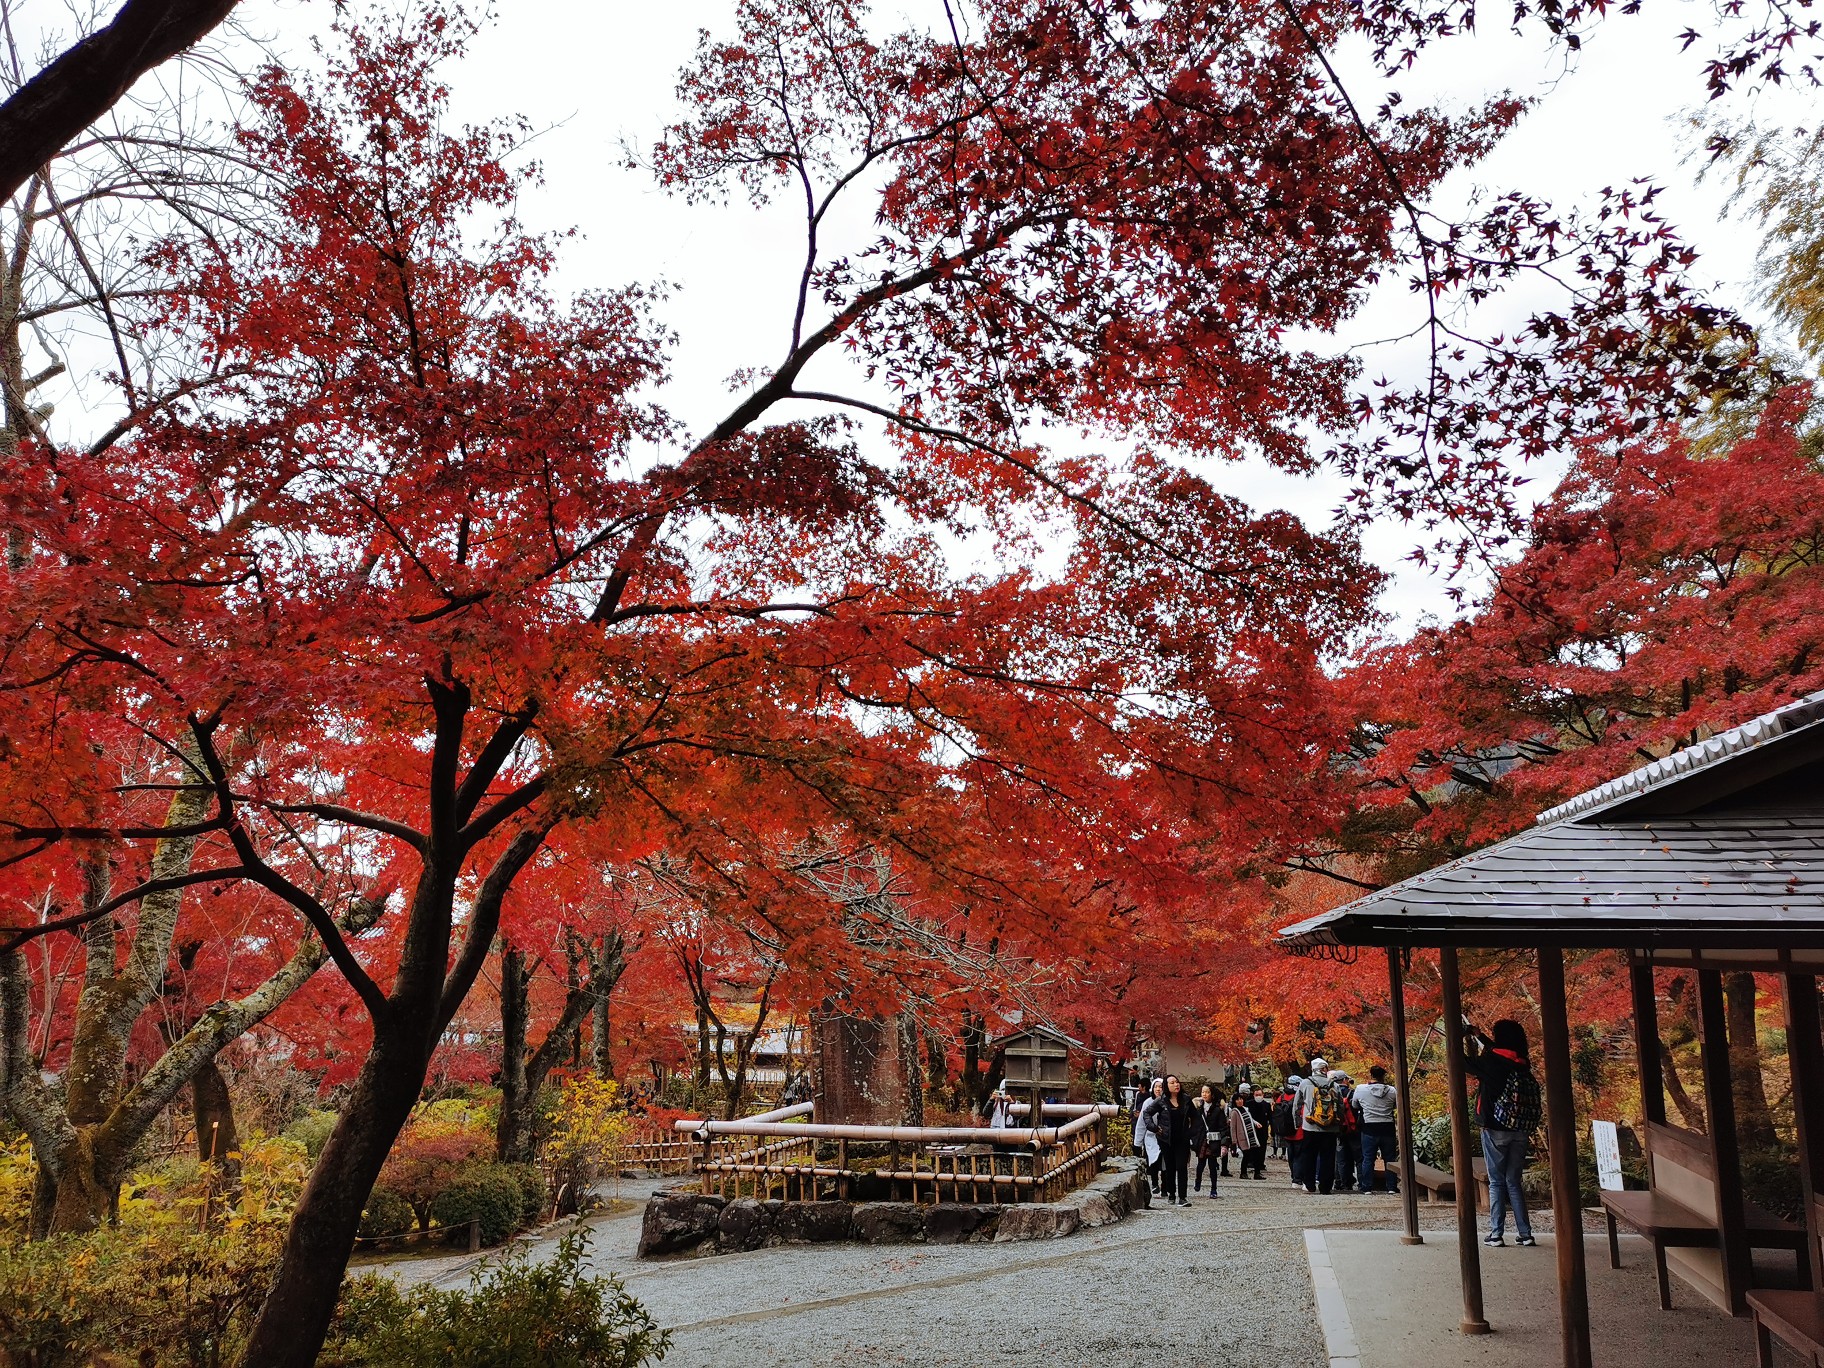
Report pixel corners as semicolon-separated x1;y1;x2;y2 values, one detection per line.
638;1163;1151;1259
1305;1229;1363;1368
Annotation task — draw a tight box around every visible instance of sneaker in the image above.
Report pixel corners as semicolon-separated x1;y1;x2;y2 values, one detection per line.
1305;1186;1318;1194
1177;1199;1190;1208
1208;1193;1218;1200
1484;1233;1505;1246
1515;1235;1537;1247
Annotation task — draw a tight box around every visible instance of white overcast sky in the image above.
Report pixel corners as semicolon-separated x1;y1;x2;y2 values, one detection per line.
24;0;1802;630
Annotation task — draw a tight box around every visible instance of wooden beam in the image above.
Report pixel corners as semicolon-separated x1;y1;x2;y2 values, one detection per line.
1781;972;1823;1300
1539;947;1593;1368
1697;967;1753;1313
1389;947;1422;1245
1439;947;1490;1334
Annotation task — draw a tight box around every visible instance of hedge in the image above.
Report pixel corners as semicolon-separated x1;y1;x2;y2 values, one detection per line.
428;1166;525;1247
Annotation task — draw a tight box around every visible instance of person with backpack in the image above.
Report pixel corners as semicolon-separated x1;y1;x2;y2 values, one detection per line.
1273;1078;1301;1184
1354;1064;1401;1194
1330;1068;1360;1191
1295;1058;1343;1194
1465;1018;1539;1247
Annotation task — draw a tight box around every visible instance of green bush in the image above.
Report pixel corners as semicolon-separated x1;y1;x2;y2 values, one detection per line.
500;1162;549;1227
324;1226;668;1367
283;1109;340;1159
0;1222;284;1368
359;1186;416;1239
1411;1113;1453;1169
429;1165;525;1246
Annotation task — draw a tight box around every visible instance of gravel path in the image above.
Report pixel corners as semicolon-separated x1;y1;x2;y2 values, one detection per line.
393;1161;1472;1367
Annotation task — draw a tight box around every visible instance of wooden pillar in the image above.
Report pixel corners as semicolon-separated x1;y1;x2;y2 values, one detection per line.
1439;947;1490;1334
1629;956;1666;1128
1388;947;1423;1245
1539;947;1593;1368
1781;972;1823;1297
1697;967;1753;1313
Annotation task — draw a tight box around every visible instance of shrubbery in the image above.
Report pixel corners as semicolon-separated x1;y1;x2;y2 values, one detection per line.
429;1165;526;1246
283;1108;340;1158
0;1222;285;1368
324;1226;668;1368
359;1187;416;1239
500;1161;549;1227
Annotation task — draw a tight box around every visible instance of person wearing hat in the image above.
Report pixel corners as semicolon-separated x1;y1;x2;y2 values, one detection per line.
1295;1058;1343;1194
1237;1083;1271;1178
1138;1076;1167;1193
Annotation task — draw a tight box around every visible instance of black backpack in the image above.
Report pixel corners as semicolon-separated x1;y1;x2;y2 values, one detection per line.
1272;1095;1295;1137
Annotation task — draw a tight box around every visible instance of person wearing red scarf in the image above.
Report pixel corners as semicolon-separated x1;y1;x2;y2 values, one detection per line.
1465;1018;1538;1247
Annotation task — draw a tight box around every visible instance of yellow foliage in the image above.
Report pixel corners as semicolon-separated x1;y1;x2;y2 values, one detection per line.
547;1076;631;1170
0;1136;34;1238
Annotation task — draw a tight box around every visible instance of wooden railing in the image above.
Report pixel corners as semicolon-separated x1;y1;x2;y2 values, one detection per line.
681;1102;1113;1205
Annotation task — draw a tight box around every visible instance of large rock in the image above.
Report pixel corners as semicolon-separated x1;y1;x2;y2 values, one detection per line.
638;1192;725;1258
993;1203;1082;1241
852;1202;926;1244
717;1198;779;1252
925;1203;999;1244
775;1200;855;1244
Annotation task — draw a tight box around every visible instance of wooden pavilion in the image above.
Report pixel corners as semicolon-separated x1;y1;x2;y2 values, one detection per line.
1278;690;1824;1368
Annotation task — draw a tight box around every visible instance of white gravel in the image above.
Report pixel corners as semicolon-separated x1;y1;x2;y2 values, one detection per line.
397;1162;1463;1366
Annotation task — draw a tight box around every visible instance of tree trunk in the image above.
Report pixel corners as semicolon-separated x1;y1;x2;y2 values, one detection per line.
192;1055;242;1206
1725;971;1778;1150
495;942;531;1163
1661;1039;1706;1132
591;979;612;1078
496;932;625;1163
236;1036;430;1368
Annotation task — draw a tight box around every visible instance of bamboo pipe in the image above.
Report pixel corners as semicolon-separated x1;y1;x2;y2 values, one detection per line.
1007;1103;1121;1118
675;1101;813;1135
673;1119;1060;1144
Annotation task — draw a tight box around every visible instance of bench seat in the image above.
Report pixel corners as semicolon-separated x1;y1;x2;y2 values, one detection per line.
1410;1161;1454;1203
1602;1189;1808;1310
1747;1290;1824;1368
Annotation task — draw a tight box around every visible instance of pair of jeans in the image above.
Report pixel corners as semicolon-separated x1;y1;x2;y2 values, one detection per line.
1482;1127;1532;1237
1302;1132;1337;1192
1359;1123;1399;1192
1161;1152;1190;1201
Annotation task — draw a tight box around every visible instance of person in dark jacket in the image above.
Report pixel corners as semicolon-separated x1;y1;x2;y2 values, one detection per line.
1239;1083;1271;1178
1191;1084;1224;1196
1465;1018;1536;1247
1157;1074;1194;1206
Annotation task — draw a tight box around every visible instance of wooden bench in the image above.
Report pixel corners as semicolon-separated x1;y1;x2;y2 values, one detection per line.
1411;1161;1454;1204
1601;1187;1807;1309
1748;1290;1824;1368
1410;1158;1492;1208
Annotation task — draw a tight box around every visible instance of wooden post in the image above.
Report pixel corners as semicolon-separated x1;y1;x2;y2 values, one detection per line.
468;1218;481;1254
1629;956;1666;1128
1539;947;1593;1368
1781;972;1823;1298
1389;947;1423;1246
1697;967;1753;1313
1439;946;1490;1334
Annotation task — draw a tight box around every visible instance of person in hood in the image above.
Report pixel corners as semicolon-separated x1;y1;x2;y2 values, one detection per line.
1467;1018;1536;1246
1355;1065;1401;1194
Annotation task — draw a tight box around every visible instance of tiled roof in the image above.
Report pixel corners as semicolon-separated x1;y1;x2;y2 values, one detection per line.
1536;689;1824;824
1278;689;1824;951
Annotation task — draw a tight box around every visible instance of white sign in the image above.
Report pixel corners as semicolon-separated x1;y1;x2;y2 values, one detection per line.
1592;1119;1623;1191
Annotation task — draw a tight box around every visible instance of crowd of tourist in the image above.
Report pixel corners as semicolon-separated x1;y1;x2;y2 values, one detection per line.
1125;1019;1540;1248
1127;1061;1404;1205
